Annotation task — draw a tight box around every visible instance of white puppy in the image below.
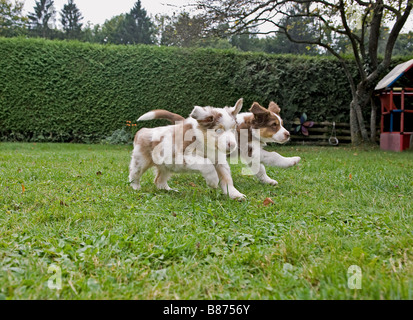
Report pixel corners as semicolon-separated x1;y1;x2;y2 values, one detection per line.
129;99;245;200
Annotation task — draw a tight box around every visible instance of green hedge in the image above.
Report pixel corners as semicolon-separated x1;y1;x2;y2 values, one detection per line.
0;38;410;142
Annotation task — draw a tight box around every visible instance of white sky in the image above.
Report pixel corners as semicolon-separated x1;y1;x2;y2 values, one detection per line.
22;0;195;26
22;0;412;32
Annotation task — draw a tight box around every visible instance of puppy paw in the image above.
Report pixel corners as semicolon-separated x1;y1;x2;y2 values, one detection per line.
282;156;301;168
229;191;246;201
130;182;141;190
157;184;178;192
292;156;301;165
266;179;279;186
206;178;219;189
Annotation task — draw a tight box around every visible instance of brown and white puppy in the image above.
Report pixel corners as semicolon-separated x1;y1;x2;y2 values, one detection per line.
129;99;245;200
141;100;301;186
235;101;301;185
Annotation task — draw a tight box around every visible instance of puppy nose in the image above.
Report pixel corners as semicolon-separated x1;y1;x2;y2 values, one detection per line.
227;142;236;151
284;131;290;139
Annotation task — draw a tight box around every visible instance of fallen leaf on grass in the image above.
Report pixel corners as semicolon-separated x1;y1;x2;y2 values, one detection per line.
349;173;352;181
263;197;275;206
60;200;69;207
21;184;25;193
189;182;197;187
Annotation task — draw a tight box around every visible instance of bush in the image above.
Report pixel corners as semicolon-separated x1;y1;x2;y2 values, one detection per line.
102;128;133;145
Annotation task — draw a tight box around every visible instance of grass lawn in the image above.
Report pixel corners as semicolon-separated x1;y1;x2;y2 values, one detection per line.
0;142;412;300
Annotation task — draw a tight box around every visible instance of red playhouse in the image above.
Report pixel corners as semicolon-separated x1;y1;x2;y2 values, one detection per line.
375;59;413;152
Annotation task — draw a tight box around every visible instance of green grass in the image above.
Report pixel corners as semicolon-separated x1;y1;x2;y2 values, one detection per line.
0;142;412;300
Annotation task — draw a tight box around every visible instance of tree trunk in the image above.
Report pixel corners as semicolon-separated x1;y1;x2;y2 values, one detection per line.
370;97;378;143
350;103;362;144
350;83;375;145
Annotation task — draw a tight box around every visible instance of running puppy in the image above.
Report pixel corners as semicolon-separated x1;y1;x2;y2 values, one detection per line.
235;101;301;185
129;99;246;200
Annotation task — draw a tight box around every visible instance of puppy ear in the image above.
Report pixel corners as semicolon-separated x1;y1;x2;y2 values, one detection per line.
190;106;214;123
250;102;270;123
268;101;281;115
225;98;243;117
250;102;269;116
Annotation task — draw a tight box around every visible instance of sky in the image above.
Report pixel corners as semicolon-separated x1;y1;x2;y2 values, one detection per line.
23;0;412;32
23;0;194;26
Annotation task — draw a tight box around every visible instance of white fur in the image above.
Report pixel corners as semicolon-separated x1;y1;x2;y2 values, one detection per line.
270;112;291;144
137;111;156;121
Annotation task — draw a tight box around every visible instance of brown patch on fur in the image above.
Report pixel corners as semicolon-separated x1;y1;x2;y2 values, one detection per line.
196;109;223;131
181;123;197;152
248;145;253;157
239;103;283;141
259;125;281;138
268;102;281;115
134;128;156;166
250;102;269;119
153;109;185;123
237;115;254;144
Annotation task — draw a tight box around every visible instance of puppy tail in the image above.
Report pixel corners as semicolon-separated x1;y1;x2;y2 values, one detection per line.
137;110;185;123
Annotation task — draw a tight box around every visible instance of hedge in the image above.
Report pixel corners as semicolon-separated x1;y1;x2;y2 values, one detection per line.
0;37;410;142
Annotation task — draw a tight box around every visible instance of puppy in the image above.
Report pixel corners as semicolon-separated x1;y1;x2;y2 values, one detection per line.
129;99;246;200
235;101;301;185
141;100;301;186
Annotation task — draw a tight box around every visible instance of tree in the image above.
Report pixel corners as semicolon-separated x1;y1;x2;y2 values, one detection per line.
93;15;125;44
28;0;56;38
393;31;413;55
60;0;83;40
158;12;207;47
197;0;412;144
122;0;155;44
230;29;264;52
264;3;321;55
0;0;27;37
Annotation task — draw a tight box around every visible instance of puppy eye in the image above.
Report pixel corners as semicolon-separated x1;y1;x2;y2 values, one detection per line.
216;129;224;134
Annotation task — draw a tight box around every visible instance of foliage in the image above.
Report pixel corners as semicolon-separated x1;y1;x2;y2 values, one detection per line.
393;31;413;56
91;1;156;45
28;0;56;38
60;0;83;40
121;0;156;45
158;12;206;47
102;128;133;145
0;143;412;299
0;0;27;37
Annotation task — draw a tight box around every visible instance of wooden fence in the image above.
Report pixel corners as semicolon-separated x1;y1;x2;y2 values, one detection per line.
289;121;379;145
